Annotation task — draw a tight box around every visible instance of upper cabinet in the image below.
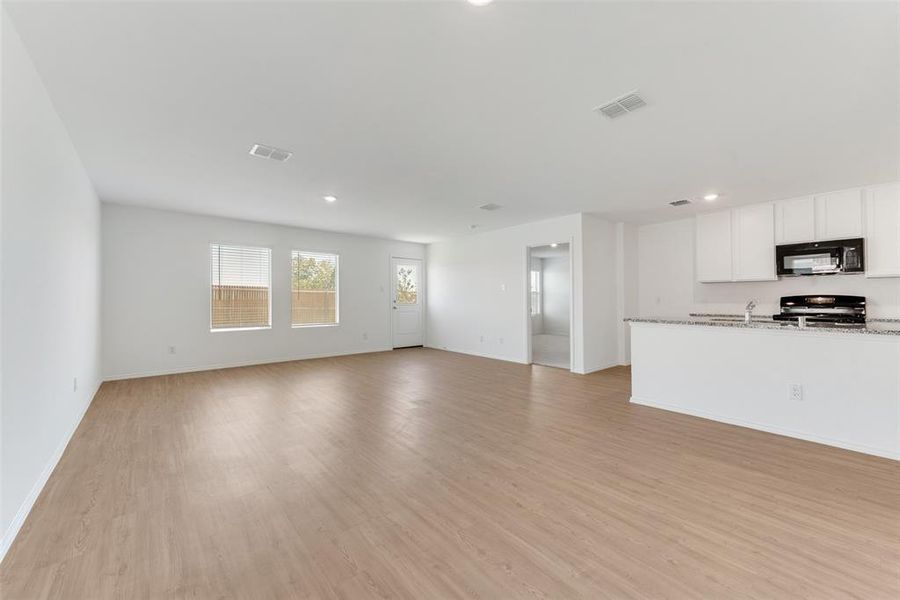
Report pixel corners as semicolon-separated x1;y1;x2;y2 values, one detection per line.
733;203;776;281
865;183;900;278
699;183;898;283
696;204;775;283
696;211;733;282
775;196;815;244
814;188;864;240
775;188;864;244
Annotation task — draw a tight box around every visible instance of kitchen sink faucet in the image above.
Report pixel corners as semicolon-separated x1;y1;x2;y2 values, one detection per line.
744;299;757;324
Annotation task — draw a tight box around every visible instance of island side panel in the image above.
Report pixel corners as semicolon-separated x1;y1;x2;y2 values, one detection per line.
629;322;900;459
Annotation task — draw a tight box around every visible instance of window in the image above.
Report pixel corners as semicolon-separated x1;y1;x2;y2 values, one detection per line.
396;264;418;304
292;251;338;326
210;244;271;330
530;269;541;316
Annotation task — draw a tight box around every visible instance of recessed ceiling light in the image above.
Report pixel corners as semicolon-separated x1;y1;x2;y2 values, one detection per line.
468;0;494;6
703;193;719;202
550;243;559;248
324;195;337;203
469;224;479;230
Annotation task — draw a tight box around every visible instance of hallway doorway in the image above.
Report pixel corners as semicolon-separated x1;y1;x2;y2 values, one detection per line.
527;243;571;370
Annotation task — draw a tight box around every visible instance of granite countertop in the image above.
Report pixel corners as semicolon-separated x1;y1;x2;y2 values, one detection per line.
689;313;900;323
625;316;900;336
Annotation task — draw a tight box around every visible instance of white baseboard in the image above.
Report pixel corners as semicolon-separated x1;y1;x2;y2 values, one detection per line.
576;360;622;375
103;346;393;381
630;395;900;461
424;344;529;365
0;379;103;564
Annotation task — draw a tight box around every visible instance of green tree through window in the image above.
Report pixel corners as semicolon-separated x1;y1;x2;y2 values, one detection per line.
292;251;338;325
293;254;336;290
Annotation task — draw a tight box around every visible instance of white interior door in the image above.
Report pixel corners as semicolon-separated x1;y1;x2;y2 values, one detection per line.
392;257;424;348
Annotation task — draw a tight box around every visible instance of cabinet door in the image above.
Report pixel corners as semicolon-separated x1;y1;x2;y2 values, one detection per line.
815;188;863;240
865;183;900;278
733;203;777;281
775;196;815;244
696;211;733;282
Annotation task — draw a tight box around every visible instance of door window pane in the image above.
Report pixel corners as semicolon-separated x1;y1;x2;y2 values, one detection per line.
396;265;418;304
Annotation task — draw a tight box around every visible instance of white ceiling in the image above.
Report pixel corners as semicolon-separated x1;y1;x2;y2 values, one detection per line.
5;1;899;243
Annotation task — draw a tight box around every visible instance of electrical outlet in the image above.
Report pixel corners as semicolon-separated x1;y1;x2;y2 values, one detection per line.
499;283;506;292
362;332;368;340
480;335;485;343
498;337;504;344
168;345;177;354
73;377;78;392
789;384;803;402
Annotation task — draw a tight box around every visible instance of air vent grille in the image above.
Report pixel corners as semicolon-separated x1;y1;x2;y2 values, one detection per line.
249;143;293;162
594;91;647;120
669;199;692;207
617;93;646;111
479;203;502;211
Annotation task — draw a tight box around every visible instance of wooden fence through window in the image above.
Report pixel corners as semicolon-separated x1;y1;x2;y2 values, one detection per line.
211;284;270;329
210;285;337;328
292;290;337;325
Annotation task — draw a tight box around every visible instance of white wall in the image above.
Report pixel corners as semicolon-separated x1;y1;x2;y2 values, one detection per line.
1;15;102;559
580;214;621;372
616;222;639;364
426;213;620;374
427;214;585;370
637;217;900;319
541;256;570;335
102;204;425;379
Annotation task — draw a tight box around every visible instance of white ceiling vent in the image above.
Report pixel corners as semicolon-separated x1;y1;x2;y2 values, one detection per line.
479;203;503;211
669;199;692;207
594;91;647;120
249;143;293;162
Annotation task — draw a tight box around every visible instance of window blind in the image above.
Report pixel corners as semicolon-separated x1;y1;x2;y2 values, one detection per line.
210;244;271;330
292;251;338;326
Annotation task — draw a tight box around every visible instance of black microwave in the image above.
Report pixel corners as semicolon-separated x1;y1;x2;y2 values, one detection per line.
775;238;864;276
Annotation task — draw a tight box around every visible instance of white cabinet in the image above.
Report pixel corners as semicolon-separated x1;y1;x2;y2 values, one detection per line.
815;188;864;240
733;203;776;281
776;189;864;245
865;182;900;278
696;183;899;283
775;196;815;244
696;205;775;283
696;211;733;282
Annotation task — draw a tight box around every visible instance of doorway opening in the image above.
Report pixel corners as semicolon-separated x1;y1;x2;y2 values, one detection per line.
527;243;572;370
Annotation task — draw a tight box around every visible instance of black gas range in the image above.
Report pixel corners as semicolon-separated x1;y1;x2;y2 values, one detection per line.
771;295;866;325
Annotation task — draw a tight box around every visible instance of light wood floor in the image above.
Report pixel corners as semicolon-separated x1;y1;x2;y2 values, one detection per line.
2;348;899;599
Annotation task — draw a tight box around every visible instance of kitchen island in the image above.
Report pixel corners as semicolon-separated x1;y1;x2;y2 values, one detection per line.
626;317;900;459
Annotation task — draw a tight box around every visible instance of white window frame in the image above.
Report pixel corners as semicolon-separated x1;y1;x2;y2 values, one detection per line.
530;268;542;316
291;250;340;328
209;243;273;332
